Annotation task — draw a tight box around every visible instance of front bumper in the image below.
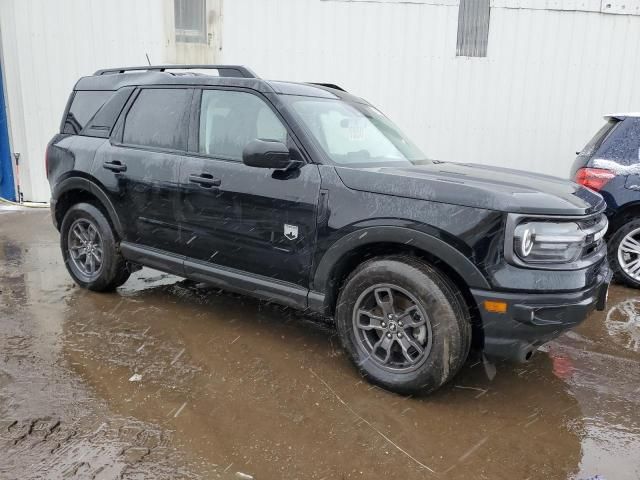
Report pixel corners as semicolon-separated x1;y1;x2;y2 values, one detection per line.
471;262;611;362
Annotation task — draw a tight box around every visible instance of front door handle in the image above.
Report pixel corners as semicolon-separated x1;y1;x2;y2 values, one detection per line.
189;173;221;188
103;160;127;173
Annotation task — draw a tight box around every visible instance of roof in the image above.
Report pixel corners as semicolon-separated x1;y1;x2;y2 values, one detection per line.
73;64;365;103
604;112;640;120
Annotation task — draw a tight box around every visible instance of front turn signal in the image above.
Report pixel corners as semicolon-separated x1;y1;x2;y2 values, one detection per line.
484;300;507;314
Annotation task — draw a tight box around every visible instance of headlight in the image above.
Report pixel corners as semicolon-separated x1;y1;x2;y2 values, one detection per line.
513;221;587;263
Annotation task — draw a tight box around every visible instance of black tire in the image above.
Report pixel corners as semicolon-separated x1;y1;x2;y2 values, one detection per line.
608;218;640;289
60;202;130;291
335;255;471;395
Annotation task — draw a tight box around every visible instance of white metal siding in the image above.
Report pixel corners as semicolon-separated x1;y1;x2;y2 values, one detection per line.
0;0;170;202
221;0;640;179
1;0;640;201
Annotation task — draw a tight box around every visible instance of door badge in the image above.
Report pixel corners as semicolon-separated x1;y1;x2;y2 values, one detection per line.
284;224;298;240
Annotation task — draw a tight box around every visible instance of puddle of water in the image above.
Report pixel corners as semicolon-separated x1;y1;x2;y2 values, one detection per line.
547;285;640;480
604;297;640;352
1;210;639;479
0;214;229;479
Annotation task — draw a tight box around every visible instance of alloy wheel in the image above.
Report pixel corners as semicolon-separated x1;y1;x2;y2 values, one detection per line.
68;218;104;279
618;227;640;282
352;284;433;372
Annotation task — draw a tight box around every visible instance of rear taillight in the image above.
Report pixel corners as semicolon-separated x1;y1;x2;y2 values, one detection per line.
575;167;615;191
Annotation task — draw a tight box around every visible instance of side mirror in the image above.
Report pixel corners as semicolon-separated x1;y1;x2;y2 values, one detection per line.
242;139;299;169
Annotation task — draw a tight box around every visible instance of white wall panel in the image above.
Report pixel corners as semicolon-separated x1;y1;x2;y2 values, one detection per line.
2;0;639;200
0;0;170;202
221;0;640;180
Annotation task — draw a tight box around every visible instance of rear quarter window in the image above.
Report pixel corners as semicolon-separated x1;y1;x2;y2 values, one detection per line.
594;117;640;166
82;87;134;138
63;90;113;134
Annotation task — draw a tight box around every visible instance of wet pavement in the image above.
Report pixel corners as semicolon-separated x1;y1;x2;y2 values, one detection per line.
1;208;639;479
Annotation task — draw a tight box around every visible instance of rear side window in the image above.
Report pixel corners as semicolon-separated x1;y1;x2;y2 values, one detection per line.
122;88;191;150
63;90;112;134
594;118;640;166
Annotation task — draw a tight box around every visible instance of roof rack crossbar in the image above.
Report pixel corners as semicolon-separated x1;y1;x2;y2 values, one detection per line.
94;65;258;78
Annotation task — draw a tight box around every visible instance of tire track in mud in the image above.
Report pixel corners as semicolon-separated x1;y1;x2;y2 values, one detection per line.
0;342;215;479
0;235;224;479
0;415;208;479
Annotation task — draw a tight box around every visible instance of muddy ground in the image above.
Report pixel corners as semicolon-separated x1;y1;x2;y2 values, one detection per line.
0;208;638;479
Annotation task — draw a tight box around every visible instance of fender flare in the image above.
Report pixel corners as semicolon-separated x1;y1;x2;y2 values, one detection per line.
312;226;491;301
52;177;124;237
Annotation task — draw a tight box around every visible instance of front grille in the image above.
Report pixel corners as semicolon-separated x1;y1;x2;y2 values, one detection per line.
578;213;608;260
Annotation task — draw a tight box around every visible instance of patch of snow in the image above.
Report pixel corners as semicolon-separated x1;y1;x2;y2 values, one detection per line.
592;158;640;176
604;112;640;120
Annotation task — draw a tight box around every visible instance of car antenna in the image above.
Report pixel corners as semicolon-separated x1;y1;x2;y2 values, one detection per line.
145;53;151;66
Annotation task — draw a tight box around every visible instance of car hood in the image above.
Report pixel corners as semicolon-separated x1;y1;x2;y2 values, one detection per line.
335;162;605;216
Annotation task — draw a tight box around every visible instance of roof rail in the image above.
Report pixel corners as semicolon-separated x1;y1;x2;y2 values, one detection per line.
308;82;347;92
94;65;258;78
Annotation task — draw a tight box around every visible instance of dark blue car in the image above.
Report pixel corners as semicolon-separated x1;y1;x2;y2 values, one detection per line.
572;113;640;288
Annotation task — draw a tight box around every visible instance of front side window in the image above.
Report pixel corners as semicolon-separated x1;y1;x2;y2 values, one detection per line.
123;88;191;150
199;90;287;161
285;96;426;166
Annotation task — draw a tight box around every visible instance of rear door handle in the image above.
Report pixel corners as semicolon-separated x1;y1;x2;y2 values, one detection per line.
189;173;221;188
103;160;127;173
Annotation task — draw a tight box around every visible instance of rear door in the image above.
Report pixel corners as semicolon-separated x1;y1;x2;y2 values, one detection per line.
93;87;192;252
177;88;321;287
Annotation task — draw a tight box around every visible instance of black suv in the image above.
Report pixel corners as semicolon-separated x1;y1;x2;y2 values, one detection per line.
48;65;610;394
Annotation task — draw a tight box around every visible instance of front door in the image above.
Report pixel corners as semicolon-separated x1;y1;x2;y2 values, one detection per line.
178;88;320;287
95;87;192;252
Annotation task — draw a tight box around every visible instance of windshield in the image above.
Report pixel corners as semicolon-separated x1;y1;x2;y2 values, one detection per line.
285;96;428;166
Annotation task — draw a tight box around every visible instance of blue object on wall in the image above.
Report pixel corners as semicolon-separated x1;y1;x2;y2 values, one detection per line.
0;62;16;201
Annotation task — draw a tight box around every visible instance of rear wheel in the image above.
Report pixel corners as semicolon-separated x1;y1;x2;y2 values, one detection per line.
61;203;130;291
335;256;471;395
610;218;640;289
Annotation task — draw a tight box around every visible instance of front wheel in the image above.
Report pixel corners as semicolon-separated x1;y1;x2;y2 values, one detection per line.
609;218;640;289
335;256;471;395
60;203;130;291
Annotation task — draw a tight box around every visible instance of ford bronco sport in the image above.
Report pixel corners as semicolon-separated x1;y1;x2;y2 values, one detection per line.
47;65;611;394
